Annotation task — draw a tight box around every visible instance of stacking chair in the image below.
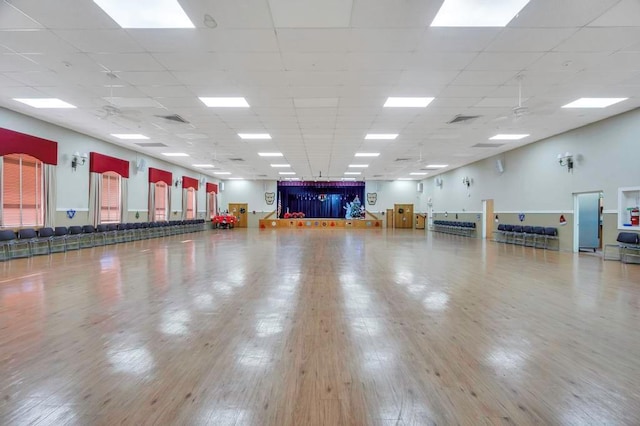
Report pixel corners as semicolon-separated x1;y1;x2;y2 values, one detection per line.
0;230;17;261
66;226;83;250
11;229;35;258
20;228;50;256
604;232;640;263
494;224;506;242
544;227;559;250
80;225;96;248
512;225;525;245
36;227;56;255
522;226;536;247
503;225;514;244
116;224;127;243
104;224;118;245
51;227;69;253
94;224;109;246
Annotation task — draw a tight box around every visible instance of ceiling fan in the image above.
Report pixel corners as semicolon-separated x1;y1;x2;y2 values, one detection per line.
496;74;530;123
94;72;142;124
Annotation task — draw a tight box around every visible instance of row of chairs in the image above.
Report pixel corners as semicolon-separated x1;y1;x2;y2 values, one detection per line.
494;224;559;250
0;220;206;261
604;232;640;264
433;220;476;237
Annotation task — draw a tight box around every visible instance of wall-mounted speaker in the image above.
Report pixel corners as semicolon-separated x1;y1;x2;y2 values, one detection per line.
219;181;225;191
417;182;424;193
136;158;147;172
496;159;504;174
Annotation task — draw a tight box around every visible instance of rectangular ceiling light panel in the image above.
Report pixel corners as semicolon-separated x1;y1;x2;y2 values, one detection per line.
259;152;283;157
14;98;76;108
562;98;628;108
94;0;195;28
162;152;189;157
365;134;398;140
489;134;529;140
199;97;250;107
111;133;148;140
431;0;530;27
384;97;434;108
238;133;271;139
355;153;380;157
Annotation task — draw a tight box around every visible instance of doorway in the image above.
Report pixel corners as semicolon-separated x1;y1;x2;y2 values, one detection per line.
573;192;603;253
228;203;248;228
482;199;494;239
394;204;413;229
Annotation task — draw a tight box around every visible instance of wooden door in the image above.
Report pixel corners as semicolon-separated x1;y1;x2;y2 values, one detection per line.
394;204;413;229
483;199;494;239
386;209;394;228
228;203;248;228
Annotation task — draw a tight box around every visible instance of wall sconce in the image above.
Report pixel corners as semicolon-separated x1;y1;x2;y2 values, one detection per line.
174;179;182;187
462;176;472;187
557;152;574;172
71;152;88;171
435;177;443;188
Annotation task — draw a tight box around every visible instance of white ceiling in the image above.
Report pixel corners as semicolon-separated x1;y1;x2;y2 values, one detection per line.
1;0;639;180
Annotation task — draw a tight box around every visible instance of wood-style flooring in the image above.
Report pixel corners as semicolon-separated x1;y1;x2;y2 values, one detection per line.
1;229;639;425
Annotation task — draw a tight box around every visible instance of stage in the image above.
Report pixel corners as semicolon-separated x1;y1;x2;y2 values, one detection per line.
259;218;383;229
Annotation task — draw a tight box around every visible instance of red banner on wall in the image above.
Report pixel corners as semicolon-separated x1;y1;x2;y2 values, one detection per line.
90;152;130;178
206;182;218;193
149;167;172;185
0;127;58;165
182;176;198;190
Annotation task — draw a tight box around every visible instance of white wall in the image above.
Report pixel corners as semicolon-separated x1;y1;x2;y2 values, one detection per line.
364;180;429;213
0;107;219;219
219;180;277;213
425;108;640;214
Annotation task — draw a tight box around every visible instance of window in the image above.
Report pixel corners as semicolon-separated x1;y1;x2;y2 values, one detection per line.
186;187;195;219
1;154;44;227
207;192;217;219
154;181;168;221
101;172;121;223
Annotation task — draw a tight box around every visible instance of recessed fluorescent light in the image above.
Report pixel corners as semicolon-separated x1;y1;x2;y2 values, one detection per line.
489;134;529;140
214;172;231;175
270;164;290;168
199;97;250;108
365;133;398;140
344;172;361;175
93;0;195;28
279;172;296;175
398;178;414;181
238;133;271;139
13;98;76;109
431;0;530;27
162;152;189;157
258;152;283;157
355;152;380;157
410;172;428;176
348;164;369;168
111;133;148;140
341;178;356;181
384;97;434;108
228;177;244;180
425;164;448;169
561;98;628;108
193;164;215;168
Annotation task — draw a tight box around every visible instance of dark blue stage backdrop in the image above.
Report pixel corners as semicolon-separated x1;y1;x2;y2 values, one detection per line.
277;181;365;219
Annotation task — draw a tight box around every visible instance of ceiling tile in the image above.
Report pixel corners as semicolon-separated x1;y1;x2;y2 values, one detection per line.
276;29;350;53
268;0;353;28
554;28;640;52
88;53;165;72
9;0;120;29
486;28;577;52
55;30;143;53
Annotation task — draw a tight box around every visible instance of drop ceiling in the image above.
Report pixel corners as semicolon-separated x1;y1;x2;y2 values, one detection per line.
0;0;639;180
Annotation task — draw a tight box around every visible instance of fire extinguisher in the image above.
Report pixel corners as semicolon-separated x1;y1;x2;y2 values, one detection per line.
631;207;640;226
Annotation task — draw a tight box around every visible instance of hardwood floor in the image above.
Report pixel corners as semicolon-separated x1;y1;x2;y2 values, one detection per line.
1;229;639;425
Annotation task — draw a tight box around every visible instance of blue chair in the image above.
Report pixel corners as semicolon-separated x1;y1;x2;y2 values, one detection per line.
544;227;559;250
0;230;17;261
51;227;69;253
80;225;96;248
36;227;55;255
66;226;83;250
14;229;37;258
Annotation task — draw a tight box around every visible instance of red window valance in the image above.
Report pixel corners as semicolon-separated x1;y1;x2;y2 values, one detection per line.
0;127;58;165
206;182;218;194
182;176;198;190
149;167;172;185
90;152;130;178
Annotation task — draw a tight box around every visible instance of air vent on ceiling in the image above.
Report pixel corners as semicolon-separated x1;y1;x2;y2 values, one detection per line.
448;114;480;124
372;174;383;178
155;114;189;124
257;174;268;177
228;158;245;162
394;158;410;162
473;143;504;148
135;142;168;147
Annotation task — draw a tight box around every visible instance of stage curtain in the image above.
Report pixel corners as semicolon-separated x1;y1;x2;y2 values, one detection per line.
279;186;364;218
88;172;102;227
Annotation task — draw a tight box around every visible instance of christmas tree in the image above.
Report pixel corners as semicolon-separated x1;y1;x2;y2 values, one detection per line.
349;195;363;219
